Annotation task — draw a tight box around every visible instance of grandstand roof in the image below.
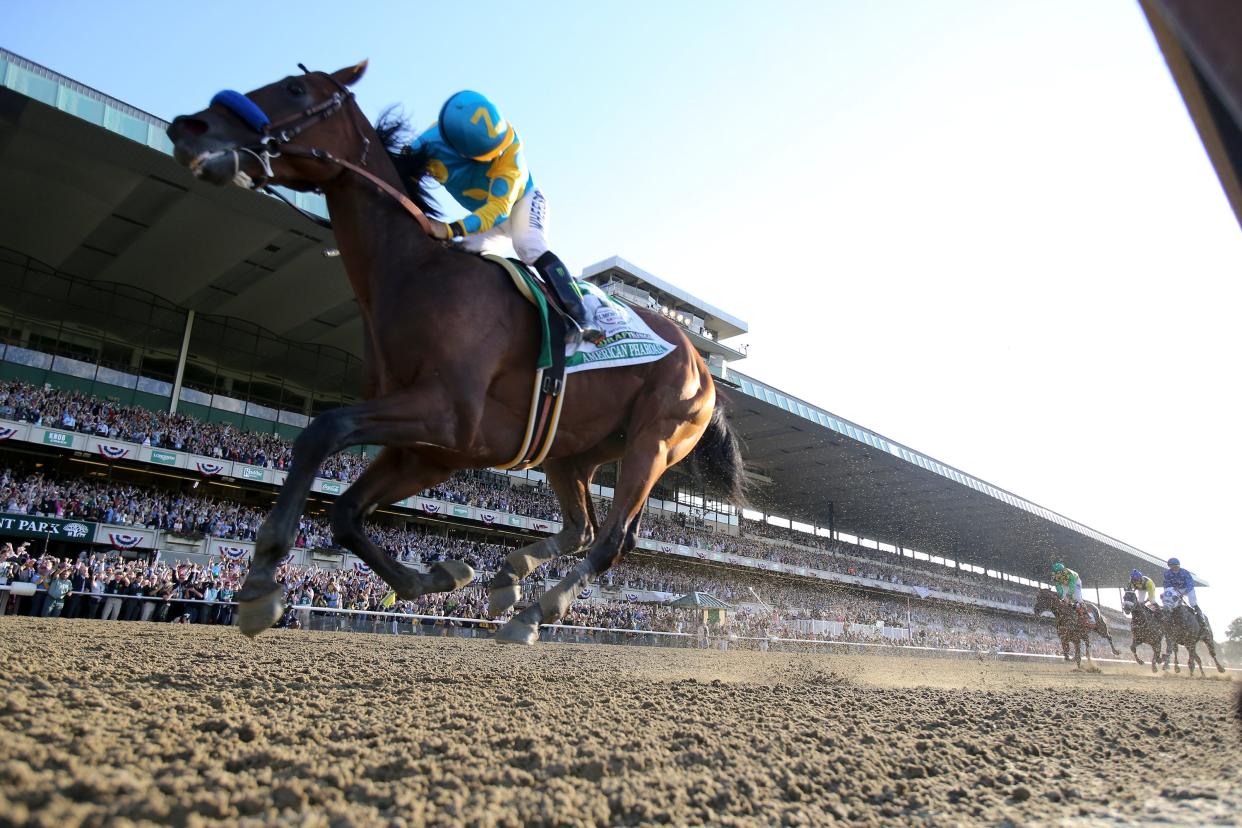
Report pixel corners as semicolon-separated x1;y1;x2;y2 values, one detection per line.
720;371;1184;588
0;50;360;361
0;49;1188;590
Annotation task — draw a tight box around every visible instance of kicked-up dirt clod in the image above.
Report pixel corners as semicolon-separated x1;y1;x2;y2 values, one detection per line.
0;618;1238;826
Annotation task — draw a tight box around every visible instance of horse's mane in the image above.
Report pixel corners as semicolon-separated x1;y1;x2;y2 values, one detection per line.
375;107;443;220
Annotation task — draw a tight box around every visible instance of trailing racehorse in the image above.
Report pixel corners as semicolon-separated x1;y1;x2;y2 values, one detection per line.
1033;588;1120;669
1121;588;1164;673
167;63;745;643
1161;595;1226;676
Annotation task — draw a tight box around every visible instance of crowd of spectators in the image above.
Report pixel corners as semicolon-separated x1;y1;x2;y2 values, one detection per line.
0;381;368;480
0;379;1067;633
0;533;1091;656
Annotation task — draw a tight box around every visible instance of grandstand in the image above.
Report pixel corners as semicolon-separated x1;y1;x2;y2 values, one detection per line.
0;47;1184;649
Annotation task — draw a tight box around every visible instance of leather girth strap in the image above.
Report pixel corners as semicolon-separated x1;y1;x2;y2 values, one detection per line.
487;255;570;471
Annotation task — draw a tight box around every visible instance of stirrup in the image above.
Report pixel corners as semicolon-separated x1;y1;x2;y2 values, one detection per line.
564;316;604;347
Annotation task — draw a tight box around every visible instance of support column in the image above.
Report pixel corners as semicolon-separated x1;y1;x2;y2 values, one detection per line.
169;309;195;414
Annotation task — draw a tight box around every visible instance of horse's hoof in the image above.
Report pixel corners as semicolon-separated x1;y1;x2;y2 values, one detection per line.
237;588;283;638
426;560;475;593
505;549;542;577
495;618;540;645
1175;666;1181;674
487;584;522;618
1218;665;1227;674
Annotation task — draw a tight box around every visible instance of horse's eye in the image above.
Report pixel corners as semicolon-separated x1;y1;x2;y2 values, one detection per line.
286;82;306;97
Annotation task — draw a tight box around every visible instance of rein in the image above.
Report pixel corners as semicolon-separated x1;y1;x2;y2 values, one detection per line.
209;66;432;236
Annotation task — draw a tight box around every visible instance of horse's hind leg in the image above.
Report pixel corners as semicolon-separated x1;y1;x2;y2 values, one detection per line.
1205;638;1227;674
330;448;474;599
486;455;602;617
497;386;715;645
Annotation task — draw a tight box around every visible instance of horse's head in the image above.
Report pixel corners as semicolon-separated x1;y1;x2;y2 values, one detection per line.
1121;589;1137;615
167;62;369;191
1033;589;1056;617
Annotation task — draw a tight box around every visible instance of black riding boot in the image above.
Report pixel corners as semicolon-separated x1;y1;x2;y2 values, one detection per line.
534;251;603;345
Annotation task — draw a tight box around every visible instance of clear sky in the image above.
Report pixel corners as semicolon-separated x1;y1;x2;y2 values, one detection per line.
5;0;1240;628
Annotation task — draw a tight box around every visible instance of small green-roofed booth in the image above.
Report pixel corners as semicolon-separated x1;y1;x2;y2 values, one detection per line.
667;592;734;625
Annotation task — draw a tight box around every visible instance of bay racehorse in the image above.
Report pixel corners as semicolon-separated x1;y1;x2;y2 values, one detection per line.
167;62;745;643
1033;588;1120;669
1121;588;1164;673
1161;596;1226;676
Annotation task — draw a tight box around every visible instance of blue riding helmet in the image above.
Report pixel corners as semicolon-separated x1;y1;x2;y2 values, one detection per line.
1130;569;1143;581
438;90;513;161
1166;557;1180;567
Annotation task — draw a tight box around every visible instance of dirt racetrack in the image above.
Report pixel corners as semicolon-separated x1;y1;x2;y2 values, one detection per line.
0;618;1237;827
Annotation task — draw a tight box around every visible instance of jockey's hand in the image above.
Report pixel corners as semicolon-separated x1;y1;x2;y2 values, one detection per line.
428;220;453;241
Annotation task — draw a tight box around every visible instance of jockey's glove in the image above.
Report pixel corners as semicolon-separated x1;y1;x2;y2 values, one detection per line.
428;220;453;241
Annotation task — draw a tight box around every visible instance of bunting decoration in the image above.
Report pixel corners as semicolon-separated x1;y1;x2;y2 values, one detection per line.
0;427;19;440
353;561;372;575
196;461;226;475
219;546;250;561
97;444;130;460
108;532;144;550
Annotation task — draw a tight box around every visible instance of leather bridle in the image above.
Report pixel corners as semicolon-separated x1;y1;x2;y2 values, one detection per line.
210;64;432;236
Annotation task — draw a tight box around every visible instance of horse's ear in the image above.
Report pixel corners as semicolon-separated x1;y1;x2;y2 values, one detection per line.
332;60;369;88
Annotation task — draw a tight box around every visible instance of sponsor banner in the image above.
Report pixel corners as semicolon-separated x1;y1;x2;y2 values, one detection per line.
451;505;470;518
236;465;268;482
0;513;95;541
147;448;180;466
93;524;156;549
207;538;256;560
317;480;344;495
41;429;76;448
506;515;525;528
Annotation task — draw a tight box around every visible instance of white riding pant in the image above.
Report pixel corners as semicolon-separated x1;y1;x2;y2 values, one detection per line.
459;188;550;264
1182;586;1198;607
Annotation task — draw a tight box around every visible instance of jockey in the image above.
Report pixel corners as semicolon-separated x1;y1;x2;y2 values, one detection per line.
1051;562;1082;605
1128;569;1158;610
410;90;602;344
1162;558;1204;622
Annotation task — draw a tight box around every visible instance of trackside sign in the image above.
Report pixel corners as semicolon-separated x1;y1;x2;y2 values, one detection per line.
0;513;97;540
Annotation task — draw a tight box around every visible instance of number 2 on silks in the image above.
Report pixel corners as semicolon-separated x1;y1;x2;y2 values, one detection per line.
471;107;505;137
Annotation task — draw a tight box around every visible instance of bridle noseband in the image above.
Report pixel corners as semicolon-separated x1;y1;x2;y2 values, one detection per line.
209;64;432;235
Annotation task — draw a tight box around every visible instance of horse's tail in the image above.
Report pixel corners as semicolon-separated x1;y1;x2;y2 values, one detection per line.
691;401;747;506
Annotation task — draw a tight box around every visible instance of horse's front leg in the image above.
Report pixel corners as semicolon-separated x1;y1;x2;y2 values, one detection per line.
238;390;460;637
